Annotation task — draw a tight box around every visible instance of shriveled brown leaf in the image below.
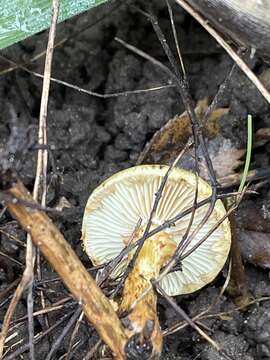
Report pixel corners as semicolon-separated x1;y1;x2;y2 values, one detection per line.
138;98;244;181
199;137;245;180
137;98;229;165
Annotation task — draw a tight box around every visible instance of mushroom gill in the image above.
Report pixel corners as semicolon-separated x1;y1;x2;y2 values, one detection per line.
82;165;231;358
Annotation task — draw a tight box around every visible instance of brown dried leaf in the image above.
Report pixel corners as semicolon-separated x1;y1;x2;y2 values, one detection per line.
137;98;229;165
199;138;245;180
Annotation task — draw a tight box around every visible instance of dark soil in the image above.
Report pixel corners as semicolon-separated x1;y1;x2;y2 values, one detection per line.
1;1;270;359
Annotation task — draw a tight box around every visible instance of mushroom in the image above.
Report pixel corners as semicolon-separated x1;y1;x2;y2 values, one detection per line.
82;165;231;358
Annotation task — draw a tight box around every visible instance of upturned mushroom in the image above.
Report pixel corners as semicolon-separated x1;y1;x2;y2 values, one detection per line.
82;165;231;358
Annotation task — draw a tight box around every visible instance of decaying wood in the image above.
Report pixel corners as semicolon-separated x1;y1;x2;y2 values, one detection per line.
2;179;127;359
185;0;270;58
176;0;270;104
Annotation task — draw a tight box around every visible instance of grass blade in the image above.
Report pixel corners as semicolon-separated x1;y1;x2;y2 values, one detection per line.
0;0;109;50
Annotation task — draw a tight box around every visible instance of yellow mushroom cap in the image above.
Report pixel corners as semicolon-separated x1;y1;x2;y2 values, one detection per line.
82;165;231;296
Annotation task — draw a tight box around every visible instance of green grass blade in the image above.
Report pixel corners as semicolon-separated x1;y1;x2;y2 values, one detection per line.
238;114;253;196
0;0;109;50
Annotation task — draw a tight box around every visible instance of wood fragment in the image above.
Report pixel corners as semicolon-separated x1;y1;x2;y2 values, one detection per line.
175;0;270;104
2;179;127;359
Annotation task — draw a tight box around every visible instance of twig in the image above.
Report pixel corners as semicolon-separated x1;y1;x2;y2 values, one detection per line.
0;227;26;248
26;1;60;358
0;252;23;268
166;0;186;76
0;191;60;213
154;282;231;358
3;179;127;359
164;294;270;337
9;298;73;325
59;340;84;360
83;339;102;360
0;207;6;219
0;264;34;357
45;307;81;360
164;259;232;336
66;311;84;360
165;1;201;267
0;278;21;303
0;55;175;99
2;310;75;360
175;0;270;105
202;62;237;125
115;31;218;261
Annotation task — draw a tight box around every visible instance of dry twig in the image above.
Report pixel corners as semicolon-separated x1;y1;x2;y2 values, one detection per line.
30;0;60;350
2;179;127;359
0;3;60;356
175;0;270;105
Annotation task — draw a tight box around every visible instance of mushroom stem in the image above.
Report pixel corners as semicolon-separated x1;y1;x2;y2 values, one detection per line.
119;232;176;358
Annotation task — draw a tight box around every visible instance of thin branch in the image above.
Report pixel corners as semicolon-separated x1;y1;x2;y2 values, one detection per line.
45;307;81;360
175;0;270;105
0;252;23;268
164;295;270;338
83;339;102;360
219;167;270;188
2;310;75;360
27;1;60;358
3;179;127;359
146;11;217;188
114;35;218;257
163;258;232;336
66;311;84;360
0;55;175;99
0;191;61;213
166;0;186;76
154;282;231;358
202;62;237;125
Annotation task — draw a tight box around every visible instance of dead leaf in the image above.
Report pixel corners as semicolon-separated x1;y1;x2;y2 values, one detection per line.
137;98;228;165
199;137;245;180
